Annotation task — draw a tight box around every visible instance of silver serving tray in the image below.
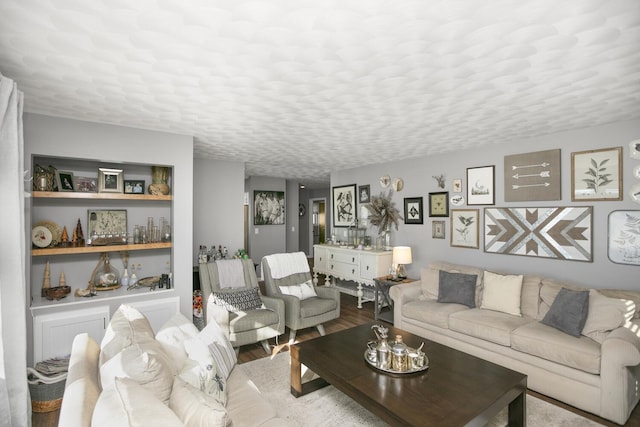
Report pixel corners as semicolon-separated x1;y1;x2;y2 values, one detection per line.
364;349;429;375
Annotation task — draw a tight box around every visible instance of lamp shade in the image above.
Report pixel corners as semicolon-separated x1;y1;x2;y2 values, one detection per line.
392;246;412;265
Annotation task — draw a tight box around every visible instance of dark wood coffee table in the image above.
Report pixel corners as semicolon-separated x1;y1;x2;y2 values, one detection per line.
290;323;527;426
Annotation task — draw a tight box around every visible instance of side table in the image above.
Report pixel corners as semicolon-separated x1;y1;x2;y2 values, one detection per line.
373;276;417;323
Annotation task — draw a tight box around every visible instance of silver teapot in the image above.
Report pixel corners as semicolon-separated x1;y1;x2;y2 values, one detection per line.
371;324;391;369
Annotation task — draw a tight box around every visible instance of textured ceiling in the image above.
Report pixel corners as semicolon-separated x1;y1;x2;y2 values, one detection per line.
1;0;639;187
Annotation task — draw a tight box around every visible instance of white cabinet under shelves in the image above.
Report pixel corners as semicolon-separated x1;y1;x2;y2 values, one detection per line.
313;244;392;309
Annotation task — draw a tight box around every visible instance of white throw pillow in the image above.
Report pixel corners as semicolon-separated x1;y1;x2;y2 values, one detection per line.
99;342;175;404
481;271;524;316
92;378;183;427
582;290;635;343
179;340;228;406
99;304;156;366
170;377;230;427
156;312;200;372
279;280;317;300
191;321;237;377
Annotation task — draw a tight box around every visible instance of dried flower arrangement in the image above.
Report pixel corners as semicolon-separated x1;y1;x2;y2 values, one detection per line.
365;190;404;234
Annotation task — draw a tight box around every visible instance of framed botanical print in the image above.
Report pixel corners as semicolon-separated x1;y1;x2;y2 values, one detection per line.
571;147;622;201
608;210;640;265
333;184;357;227
428;192;449;217
404;197;423;224
467;166;495;205
432;220;445;239
450;209;479;248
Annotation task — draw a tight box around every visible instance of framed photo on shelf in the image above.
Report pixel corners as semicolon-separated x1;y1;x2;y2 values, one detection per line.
332;184;357;227
254;191;285;225
467;165;495;205
98;168;124;193
358;184;371;204
55;170;75;192
571;147;622;201
608;210;640;265
428;191;449;217
124;180;145;194
73;176;97;192
450;209;479;249
432;220;445;239
403;197;423;224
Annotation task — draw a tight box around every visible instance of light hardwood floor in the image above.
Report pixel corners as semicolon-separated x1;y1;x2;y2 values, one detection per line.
33;291;639;426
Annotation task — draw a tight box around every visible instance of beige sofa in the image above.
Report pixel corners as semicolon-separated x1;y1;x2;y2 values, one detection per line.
390;261;640;425
59;305;292;427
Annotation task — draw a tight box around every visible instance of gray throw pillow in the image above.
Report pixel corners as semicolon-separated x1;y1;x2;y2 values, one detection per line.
437;270;477;308
541;288;589;337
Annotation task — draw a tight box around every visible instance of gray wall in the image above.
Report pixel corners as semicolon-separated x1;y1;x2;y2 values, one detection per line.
331;118;640;291
193;158;245;263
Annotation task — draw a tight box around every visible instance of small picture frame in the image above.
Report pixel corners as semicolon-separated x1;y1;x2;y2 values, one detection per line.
73;176;97;192
467;166;495;205
432;220;445;239
428;191;449;217
450;209;479;249
404;197;423;224
332;184;357;227
630;140;640;160
124;180;145;194
98;168;124;193
452;179;462;193
608;210;640;265
571;147;622;201
358;185;371;204
55;171;75;192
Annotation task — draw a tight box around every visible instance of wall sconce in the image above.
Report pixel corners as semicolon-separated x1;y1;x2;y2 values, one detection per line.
392;246;412;279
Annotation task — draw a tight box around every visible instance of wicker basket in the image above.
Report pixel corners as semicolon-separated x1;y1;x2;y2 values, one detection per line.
28;372;66;413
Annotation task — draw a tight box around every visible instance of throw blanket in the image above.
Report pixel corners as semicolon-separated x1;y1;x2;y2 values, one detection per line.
216;259;245;289
264;252;310;279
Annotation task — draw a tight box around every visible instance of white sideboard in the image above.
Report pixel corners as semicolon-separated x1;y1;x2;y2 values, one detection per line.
313;244;392;308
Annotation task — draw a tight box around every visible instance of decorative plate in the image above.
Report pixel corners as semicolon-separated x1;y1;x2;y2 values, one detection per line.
630;183;640;204
34;220;62;245
450;194;465;206
633;164;640;179
392;177;404;192
379;175;390;188
32;225;53;248
299;203;306;217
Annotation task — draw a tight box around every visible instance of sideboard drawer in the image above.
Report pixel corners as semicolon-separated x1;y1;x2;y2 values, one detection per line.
329;251;358;265
329;261;358;278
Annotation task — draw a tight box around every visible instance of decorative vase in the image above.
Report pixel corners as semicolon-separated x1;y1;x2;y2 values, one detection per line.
148;166;171;195
89;253;120;289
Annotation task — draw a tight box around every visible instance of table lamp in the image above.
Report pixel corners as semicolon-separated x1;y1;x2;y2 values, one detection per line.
392;246;412;279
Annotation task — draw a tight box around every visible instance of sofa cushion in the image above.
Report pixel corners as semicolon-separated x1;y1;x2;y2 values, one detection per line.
99;304;156;366
403;300;469;329
481;271;523;316
155;312;200;372
582;290;635;344
299;297;338;318
541;288;590;337
438;270;477;308
181;339;228;406
226;365;279;426
450;309;534;346
600;289;640;319
92;377;183;427
421;262;484;306
279;280;317;300
520;275;542;319
194;320;238;377
170;377;230;427
511;321;601;374
229;308;280;334
211;287;266;312
99;341;175;404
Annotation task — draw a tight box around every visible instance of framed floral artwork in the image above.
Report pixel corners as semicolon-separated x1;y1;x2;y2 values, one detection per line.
571;147;622;201
450;209;479;248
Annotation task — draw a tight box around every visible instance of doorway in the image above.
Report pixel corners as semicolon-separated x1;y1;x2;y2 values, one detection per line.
309;198;326;254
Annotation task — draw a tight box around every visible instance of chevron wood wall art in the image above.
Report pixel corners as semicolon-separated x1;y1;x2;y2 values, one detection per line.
484;207;593;262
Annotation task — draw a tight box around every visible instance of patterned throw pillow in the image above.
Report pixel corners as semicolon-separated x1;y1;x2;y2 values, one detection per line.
211;288;265;313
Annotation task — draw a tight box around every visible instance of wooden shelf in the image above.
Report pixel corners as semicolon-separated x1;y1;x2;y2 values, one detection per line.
32;242;172;256
32;191;172;201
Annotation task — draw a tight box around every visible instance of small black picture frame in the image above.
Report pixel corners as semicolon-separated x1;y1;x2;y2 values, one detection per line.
358;184;371;204
56;171;75;192
124;180;145;194
404;197;423;224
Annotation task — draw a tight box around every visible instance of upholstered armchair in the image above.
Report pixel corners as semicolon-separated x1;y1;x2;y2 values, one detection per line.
199;258;285;353
261;252;340;342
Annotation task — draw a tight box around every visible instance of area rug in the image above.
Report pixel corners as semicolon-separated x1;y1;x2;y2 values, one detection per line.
238;351;602;426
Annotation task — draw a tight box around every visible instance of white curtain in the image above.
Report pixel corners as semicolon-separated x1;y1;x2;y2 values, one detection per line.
0;73;29;426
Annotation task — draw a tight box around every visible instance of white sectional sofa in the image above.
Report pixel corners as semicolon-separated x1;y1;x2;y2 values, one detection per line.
390;261;640;425
59;304;292;427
